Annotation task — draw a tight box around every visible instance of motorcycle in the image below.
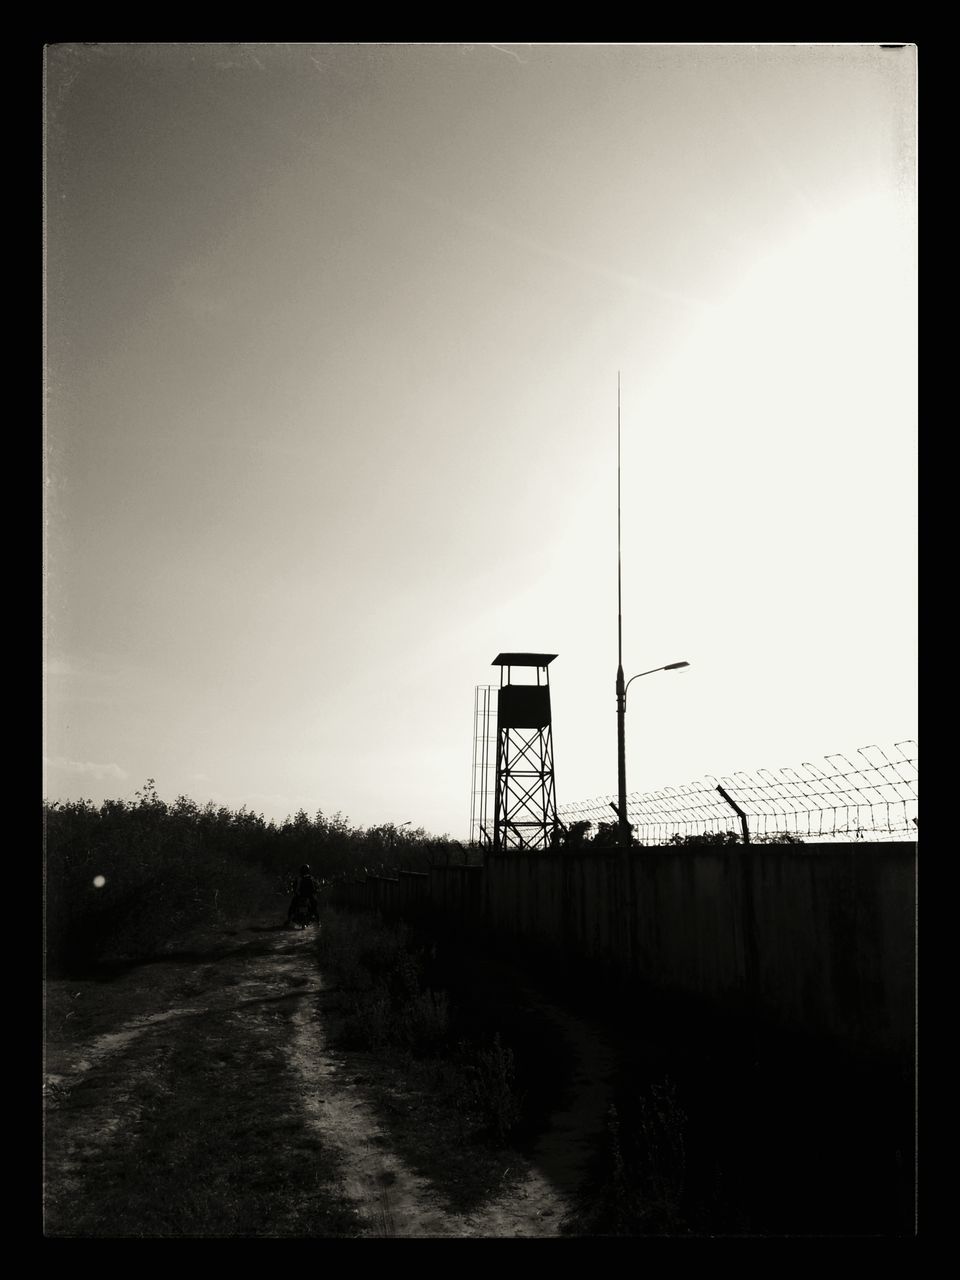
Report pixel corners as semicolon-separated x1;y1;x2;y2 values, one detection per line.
288;895;319;929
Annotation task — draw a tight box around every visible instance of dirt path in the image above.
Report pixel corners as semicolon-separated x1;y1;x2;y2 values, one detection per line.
44;914;617;1238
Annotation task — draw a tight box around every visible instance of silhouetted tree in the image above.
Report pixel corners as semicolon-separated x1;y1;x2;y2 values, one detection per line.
666;830;742;846
549;819;593;849
592;820;626;847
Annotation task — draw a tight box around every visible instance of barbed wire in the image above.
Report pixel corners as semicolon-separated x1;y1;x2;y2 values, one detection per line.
558;741;917;843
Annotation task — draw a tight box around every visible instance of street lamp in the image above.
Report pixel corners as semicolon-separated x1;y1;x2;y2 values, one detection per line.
616;661;689;845
625;662;690;702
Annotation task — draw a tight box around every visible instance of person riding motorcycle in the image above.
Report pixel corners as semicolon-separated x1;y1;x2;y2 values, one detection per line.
287;864;320;925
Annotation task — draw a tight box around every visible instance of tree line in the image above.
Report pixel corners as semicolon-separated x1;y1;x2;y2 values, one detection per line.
43;780;467;972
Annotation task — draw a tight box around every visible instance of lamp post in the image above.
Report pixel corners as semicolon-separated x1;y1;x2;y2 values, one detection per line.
616;661;689;845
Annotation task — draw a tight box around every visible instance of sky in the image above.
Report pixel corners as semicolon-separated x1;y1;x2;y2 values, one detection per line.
43;43;917;838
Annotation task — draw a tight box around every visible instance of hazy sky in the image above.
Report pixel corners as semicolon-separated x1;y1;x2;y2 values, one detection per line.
44;43;917;837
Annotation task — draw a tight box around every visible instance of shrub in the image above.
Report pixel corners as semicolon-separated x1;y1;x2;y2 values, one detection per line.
460;1034;523;1142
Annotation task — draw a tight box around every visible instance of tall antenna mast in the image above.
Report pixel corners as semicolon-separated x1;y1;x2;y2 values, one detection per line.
616;373;628;843
617;371;622;672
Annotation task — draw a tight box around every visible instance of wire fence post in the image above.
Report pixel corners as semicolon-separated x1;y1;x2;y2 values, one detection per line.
716;785;750;845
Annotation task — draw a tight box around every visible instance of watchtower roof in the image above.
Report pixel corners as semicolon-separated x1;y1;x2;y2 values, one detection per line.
492;653;557;667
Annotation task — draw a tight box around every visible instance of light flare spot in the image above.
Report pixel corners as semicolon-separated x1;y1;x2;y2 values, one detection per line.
93;875;106;889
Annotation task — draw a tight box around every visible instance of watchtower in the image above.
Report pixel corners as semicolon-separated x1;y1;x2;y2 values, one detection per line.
491;653;560;851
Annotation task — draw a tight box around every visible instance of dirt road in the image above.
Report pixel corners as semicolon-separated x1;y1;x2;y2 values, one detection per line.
43;914;616;1238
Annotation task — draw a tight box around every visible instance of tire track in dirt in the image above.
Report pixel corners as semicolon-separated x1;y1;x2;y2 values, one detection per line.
44;1006;199;1092
44;1005;196;1206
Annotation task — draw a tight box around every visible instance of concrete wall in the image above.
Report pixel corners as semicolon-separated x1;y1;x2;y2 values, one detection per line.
428;865;483;925
328;843;916;1060
484;844;916;1059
